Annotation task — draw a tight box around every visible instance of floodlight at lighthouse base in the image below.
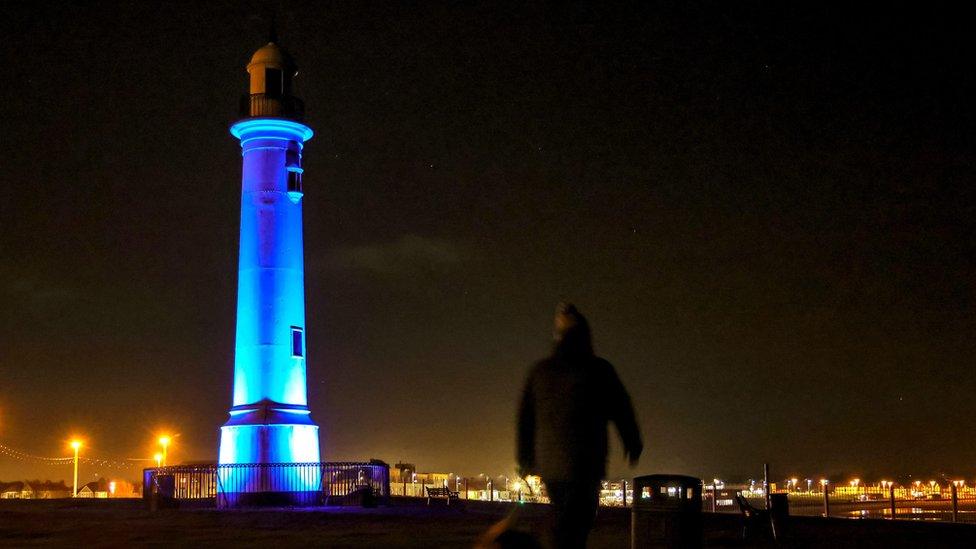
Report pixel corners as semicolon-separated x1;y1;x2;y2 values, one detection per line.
217;403;322;506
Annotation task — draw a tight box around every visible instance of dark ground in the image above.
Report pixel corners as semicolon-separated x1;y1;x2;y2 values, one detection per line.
1;498;975;547
2;499;617;548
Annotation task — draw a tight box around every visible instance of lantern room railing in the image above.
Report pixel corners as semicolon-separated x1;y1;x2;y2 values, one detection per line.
240;93;305;120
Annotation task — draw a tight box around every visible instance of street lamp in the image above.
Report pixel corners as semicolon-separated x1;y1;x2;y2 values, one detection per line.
482;474;493;502
70;440;82;498
158;436;171;467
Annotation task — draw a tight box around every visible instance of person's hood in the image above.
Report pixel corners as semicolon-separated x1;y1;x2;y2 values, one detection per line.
553;321;594;357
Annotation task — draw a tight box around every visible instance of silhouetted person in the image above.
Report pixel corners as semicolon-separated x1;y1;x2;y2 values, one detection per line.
517;303;642;549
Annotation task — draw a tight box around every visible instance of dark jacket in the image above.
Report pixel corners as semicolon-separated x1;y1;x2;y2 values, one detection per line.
517;327;642;482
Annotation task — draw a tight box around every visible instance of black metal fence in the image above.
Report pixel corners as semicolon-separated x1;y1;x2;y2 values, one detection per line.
144;462;390;508
701;485;976;524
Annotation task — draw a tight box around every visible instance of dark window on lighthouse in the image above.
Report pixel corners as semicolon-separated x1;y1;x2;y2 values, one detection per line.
265;68;283;97
287;170;303;194
286;146;299;167
291;327;304;358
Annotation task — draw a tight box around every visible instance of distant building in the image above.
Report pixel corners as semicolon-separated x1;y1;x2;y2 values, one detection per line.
0;481;71;499
389;468;450;487
392;462;416;481
387;468;547;502
77;481;109;499
390;466;451;497
0;481;28;499
32;481;72;499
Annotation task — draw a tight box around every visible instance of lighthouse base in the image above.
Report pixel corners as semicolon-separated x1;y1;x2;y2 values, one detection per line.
217;403;321;506
218;488;323;508
218;422;321;463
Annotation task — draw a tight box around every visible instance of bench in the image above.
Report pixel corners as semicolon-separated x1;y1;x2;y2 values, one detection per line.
426;486;460;506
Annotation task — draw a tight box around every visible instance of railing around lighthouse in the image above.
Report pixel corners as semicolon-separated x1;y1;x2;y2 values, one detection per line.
240;93;305;120
144;461;390;508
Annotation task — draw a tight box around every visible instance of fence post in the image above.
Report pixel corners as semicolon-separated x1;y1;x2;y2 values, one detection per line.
952;483;959;523
889;485;896;520
763;463;770;510
823;486;830;517
622;479;628;507
711;483;717;512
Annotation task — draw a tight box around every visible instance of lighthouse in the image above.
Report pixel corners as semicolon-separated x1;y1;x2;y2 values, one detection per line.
217;36;321;497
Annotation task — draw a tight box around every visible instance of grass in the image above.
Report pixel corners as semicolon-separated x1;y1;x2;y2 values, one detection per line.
0;498;629;548
3;497;976;547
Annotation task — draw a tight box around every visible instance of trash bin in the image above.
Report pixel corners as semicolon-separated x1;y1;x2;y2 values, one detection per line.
767;492;790;541
149;473;177;511
768;493;789;517
632;474;703;549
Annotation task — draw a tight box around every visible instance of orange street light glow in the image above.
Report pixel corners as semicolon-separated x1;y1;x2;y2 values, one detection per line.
158;435;172;466
69;439;82;498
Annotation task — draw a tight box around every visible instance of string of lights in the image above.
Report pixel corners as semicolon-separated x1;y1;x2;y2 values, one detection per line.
0;442;137;470
0;442;72;463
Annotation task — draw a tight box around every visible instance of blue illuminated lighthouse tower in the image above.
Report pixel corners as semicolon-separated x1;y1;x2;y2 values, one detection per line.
218;37;320;488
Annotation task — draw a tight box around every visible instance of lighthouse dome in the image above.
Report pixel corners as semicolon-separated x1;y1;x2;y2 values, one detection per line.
241;38;304;119
248;42;295;71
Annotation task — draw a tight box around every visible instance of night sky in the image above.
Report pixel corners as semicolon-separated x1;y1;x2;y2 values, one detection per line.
1;2;974;484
